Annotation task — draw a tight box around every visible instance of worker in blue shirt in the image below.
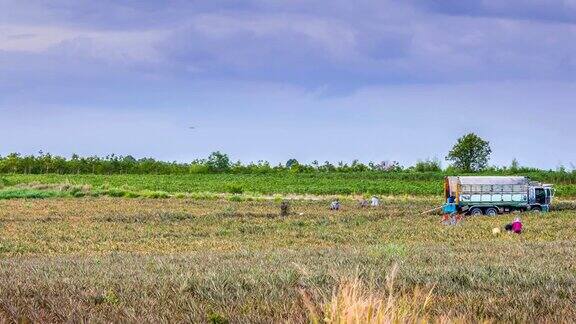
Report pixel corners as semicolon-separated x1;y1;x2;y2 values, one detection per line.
443;195;457;216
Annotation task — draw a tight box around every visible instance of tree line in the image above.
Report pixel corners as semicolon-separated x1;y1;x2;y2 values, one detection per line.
0;151;567;175
0;151;407;174
0;133;573;176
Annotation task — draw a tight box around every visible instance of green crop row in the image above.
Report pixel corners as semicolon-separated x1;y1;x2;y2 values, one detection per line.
2;173;576;197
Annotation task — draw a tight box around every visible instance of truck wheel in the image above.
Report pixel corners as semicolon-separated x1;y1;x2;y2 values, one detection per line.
485;208;498;217
531;206;542;213
470;208;483;216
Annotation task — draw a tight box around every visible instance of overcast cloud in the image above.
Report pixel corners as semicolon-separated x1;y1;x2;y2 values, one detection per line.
1;0;575;168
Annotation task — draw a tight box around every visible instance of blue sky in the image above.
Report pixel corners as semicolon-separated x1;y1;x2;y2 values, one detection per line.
1;0;576;169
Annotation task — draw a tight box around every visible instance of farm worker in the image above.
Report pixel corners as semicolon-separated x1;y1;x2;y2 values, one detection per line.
371;196;380;207
447;195;456;204
358;199;368;208
280;201;290;217
511;217;523;234
330;199;340;211
443;202;456;215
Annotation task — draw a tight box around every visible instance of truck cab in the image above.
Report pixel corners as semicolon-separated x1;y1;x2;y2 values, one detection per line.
529;185;554;212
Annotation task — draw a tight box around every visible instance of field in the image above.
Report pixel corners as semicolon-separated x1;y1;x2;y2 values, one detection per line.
2;173;576;198
0;197;574;322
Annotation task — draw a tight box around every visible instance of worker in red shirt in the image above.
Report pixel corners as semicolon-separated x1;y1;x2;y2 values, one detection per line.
511;217;523;234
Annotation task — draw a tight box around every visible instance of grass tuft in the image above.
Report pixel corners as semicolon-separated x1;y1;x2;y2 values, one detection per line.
0;188;62;199
303;265;437;323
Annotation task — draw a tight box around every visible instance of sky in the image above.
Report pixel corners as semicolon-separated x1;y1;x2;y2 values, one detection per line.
1;0;576;169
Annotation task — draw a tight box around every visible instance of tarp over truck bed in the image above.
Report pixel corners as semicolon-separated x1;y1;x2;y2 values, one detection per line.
445;176;530;206
456;176;529;186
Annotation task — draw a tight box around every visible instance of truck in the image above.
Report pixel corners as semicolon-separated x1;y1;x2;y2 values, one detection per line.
443;176;554;216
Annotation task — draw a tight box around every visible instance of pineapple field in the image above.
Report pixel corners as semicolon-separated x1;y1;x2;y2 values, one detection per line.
0;197;574;322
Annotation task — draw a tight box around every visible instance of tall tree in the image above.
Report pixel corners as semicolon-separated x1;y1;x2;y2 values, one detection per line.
446;133;492;172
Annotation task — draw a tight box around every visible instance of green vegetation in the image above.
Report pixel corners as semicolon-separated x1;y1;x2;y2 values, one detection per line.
2;150;576;177
446;133;492;172
3;172;576;198
0;188;63;199
0;198;573;322
0;151;402;174
3;147;576;199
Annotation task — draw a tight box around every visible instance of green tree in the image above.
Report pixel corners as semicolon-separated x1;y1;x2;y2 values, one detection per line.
285;159;299;168
413;158;442;172
206;151;230;172
510;158;520;172
446;133;492;172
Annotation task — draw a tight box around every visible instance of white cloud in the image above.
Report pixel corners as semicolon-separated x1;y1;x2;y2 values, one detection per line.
189;13;358;61
0;24;168;64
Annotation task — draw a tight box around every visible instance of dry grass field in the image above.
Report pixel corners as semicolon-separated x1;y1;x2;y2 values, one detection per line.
0;197;574;322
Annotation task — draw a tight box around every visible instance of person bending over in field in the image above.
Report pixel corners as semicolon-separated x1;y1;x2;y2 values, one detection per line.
505;218;523;234
370;196;380;207
358;198;368;208
330;199;340;211
511;217;522;234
